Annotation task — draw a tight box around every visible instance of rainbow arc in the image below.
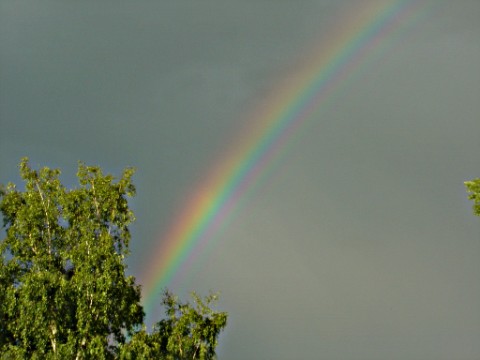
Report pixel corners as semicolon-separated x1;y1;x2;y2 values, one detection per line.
142;0;427;317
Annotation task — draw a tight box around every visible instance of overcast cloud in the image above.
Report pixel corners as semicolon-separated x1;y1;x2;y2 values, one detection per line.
1;1;479;359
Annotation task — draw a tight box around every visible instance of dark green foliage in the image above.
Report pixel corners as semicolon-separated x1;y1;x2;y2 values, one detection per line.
0;159;227;359
465;178;480;217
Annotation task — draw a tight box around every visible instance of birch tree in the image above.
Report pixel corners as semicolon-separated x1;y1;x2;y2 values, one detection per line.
0;159;226;359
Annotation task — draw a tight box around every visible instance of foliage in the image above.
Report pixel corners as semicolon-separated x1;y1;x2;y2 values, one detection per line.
119;291;227;360
0;158;227;359
465;178;480;217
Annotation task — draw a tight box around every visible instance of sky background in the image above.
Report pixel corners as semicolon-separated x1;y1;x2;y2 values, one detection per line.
1;1;479;359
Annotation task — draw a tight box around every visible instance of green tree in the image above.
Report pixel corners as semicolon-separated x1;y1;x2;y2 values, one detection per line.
465;178;480;217
0;159;227;359
119;291;227;359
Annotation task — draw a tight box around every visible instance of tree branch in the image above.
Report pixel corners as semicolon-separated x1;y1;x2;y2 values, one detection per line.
35;181;52;255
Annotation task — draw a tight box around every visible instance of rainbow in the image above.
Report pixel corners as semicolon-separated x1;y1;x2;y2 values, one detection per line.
142;0;426;317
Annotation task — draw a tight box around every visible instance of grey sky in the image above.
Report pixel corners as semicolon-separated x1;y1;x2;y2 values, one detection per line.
1;1;479;359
